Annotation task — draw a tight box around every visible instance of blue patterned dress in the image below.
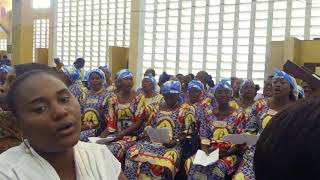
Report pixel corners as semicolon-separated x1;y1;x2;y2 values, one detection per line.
186;108;245;180
69;83;87;103
123;104;195;179
79;90;108;141
234;99;278;180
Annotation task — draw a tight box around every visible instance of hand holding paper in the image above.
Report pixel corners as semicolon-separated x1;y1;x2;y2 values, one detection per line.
146;127;170;144
193;149;219;167
88;135;116;144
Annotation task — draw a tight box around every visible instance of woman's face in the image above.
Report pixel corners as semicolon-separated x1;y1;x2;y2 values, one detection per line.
188;88;202;103
120;77;134;92
15;74;81;152
142;79;153;93
272;78;291;99
263;80;273;97
215;88;232;105
163;93;180;108
241;84;256;99
89;73;103;91
232;79;241;94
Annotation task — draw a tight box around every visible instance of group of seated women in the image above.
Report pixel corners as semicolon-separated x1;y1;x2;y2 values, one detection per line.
0;62;318;180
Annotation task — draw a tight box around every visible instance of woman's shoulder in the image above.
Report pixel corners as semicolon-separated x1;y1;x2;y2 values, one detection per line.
0;143;26;175
74;142;121;178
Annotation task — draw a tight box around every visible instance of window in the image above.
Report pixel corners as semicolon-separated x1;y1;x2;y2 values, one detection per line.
54;0;131;70
310;0;320;39
140;0;315;87
33;0;51;9
33;19;49;62
0;39;7;51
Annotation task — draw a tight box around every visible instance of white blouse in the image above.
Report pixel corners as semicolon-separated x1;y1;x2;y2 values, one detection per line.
0;140;121;180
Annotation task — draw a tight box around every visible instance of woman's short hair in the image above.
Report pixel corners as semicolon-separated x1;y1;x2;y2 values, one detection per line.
254;97;320;180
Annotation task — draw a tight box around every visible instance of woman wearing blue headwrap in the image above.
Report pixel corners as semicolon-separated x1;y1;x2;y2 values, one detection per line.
58;66;87;103
234;69;297;180
99;66;112;89
0;65;12;85
140;75;163;119
100;69;149;163
235;79;257;117
124;80;196;179
79;68;109;142
186;79;246;180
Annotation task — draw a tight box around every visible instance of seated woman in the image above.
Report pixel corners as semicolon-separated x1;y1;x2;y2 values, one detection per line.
185;80;210;129
124;80;195;179
234;70;298;180
80;69;108;141
185;80;246;180
0;70;125;179
59;66;87;103
235;80;257;118
140;75;163;122
100;69;148;162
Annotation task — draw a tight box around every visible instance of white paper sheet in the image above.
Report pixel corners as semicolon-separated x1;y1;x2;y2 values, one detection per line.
88;136;116;144
221;134;259;146
147;127;170;144
193;149;219;167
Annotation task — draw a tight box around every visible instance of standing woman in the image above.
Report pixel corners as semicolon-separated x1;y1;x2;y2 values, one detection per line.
100;69;148;162
231;77;242;101
185;80;246;180
124;80;195;179
233;70;298;180
0;70;125;179
99;66;112;89
59;66;87;103
80;68;108;141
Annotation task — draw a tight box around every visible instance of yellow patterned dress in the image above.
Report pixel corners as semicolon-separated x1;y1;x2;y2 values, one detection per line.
106;93;148;162
123;104;195;179
233;99;278;180
185;108;245;180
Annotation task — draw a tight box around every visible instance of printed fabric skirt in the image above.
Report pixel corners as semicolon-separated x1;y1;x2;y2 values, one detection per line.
80;129;96;142
185;153;241;180
107;136;137;163
124;140;182;180
233;145;255;180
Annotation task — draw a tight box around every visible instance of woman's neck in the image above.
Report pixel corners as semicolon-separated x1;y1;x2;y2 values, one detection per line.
144;90;154;98
240;98;255;108
271;96;290;110
218;103;230;112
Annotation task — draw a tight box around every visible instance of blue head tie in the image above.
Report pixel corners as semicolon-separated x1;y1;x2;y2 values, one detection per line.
87;68;106;88
62;66;81;83
143;75;157;90
273;69;298;99
117;69;133;81
161;80;181;94
212;79;232;94
0;65;12;73
188;80;204;91
239;79;255;97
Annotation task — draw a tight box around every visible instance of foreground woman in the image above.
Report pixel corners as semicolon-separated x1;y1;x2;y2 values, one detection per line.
100;69;148;162
186;80;246;180
124;80;195;179
0;70;125;179
234;70;298;180
80;69;108;141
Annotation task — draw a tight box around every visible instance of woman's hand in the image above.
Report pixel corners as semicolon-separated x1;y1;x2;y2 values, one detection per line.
163;140;178;148
100;130;110;138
